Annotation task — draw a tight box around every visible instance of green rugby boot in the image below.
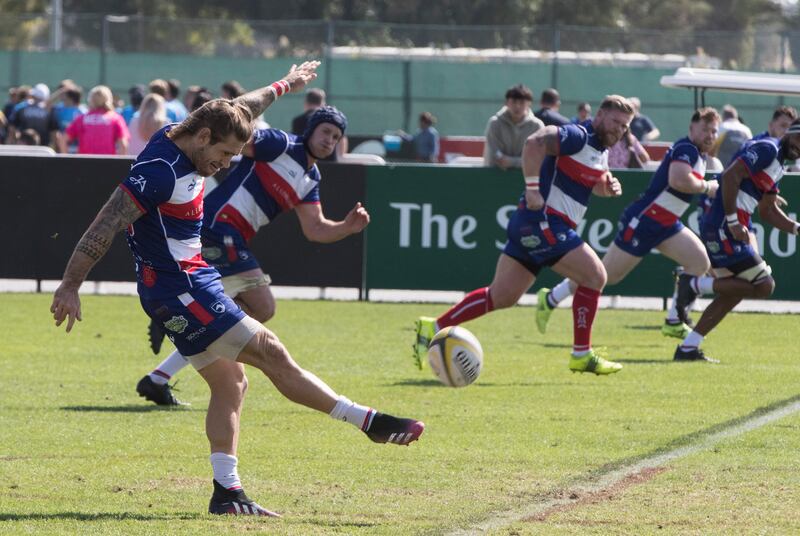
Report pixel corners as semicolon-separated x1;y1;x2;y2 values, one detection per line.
568;349;623;375
661;320;691;339
535;287;554;334
412;316;437;370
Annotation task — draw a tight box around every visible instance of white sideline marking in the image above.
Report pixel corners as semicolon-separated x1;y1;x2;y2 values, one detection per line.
448;397;800;535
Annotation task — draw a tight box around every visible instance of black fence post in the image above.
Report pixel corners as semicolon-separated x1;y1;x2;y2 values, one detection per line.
550;23;560;90
324;20;334;99
403;59;412;132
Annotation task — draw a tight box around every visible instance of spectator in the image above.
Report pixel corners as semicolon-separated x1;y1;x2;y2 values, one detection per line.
8;83;58;147
9;85;32;117
483;84;544;169
3;87;22;121
0;109;8;144
401;111;440;163
182;85;204;112
148;79;179;122
166;78;188;122
291;88;326;135
65;85;129;155
607;130;650;169
18;128;41;146
53;86;85;153
572;101;592;124
128;93;169;156
629;97;661;141
534;88;570;127
711;104;753;166
221;80;245;99
120;85;146;125
191;90;214;112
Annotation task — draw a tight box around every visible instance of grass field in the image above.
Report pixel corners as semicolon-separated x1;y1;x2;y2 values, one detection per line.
1;293;800;535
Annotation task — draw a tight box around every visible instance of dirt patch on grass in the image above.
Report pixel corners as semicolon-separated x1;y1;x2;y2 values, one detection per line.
523;466;668;523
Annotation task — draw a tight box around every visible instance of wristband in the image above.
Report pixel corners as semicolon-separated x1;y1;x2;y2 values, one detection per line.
269;80;291;98
725;213;739;226
525;176;540;191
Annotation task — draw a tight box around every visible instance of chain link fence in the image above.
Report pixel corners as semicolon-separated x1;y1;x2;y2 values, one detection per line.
1;13;797;72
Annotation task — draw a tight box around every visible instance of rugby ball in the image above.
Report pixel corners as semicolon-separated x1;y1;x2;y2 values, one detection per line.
427;326;483;387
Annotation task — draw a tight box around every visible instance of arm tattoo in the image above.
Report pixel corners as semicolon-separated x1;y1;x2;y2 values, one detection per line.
75;231;111;261
60;188;143;288
234;88;277;120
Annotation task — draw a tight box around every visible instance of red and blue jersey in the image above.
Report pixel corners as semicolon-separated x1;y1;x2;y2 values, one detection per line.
119;126;219;300
703;136;783;232
624;137;707;228
535;121;609;228
203;128;321;243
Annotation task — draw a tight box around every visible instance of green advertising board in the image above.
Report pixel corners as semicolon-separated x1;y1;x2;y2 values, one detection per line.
364;166;799;299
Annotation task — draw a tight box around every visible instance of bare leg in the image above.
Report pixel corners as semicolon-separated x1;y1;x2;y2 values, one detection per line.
197;359;248;454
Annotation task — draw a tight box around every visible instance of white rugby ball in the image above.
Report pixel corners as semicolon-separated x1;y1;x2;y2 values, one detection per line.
427;326;483;387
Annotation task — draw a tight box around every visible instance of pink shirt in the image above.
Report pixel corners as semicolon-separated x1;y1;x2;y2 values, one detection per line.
66;109;129;155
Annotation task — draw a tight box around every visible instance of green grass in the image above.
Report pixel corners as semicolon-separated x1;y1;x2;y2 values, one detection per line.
1;293;799;535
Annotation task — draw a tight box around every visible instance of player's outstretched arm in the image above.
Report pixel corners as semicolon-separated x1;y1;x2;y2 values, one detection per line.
758;193;800;235
592;171;622;197
295;202;370;243
50;188;143;332
234;60;320;120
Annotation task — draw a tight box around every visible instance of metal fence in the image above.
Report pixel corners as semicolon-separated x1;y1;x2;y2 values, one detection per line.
1;13;797;72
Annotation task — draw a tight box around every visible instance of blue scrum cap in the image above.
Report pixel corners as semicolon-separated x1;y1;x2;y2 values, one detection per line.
303;105;348;139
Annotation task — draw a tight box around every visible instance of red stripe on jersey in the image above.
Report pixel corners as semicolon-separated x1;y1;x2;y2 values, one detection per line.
119;184;147;214
556;155;605;188
721;238;734;255
751;170;776;192
643;203;679;226
622;227;635;242
255;162;302;211
215;204;256;241
158;185;204;221
545;206;578;229
178;253;209;274
186;299;214;325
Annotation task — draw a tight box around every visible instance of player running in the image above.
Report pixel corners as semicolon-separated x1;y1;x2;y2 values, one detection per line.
670;120;800;362
51;63;424;517
136;106;369;406
413;95;635;375
536;108;721;343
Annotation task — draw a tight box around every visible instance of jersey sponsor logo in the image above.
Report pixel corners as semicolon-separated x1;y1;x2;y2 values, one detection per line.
706;241;720;254
142;265;157;287
210;300;226;314
164;315;189;333
187;178;197;191
186;326;207;342
130;174;147;193
676;154;691;163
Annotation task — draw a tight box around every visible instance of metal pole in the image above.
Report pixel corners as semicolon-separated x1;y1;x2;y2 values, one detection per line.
551;24;560;90
403;60;411;132
324;20;334;99
100;15;109;85
50;0;63;51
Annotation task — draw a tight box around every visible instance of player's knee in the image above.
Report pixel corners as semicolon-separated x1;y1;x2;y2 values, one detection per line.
753;277;775;299
251;301;276;323
250;330;296;378
581;266;607;291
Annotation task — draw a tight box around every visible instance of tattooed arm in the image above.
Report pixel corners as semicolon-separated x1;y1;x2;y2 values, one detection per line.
233;60;321;120
50;188;144;332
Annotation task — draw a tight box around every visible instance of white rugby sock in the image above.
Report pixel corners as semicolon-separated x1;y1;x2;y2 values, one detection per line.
665;287;681;323
691;276;715;295
549;279;574;306
149;349;190;385
681;331;704;349
329;396;376;431
210;452;242;490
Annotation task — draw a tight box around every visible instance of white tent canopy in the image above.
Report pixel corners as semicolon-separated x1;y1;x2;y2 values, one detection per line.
660;68;800;107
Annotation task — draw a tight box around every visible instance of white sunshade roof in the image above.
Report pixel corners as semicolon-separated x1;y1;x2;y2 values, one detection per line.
660;67;800;96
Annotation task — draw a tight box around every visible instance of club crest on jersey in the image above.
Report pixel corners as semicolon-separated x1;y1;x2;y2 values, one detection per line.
210;301;226;314
202;246;222;260
164;315;189;334
187;178;197;191
521;234;541;248
706;241;720;254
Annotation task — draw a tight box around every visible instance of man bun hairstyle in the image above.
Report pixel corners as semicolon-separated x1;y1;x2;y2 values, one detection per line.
170;98;253;145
